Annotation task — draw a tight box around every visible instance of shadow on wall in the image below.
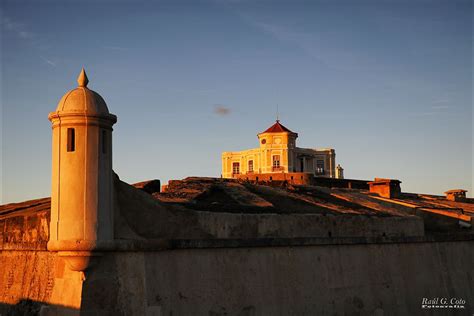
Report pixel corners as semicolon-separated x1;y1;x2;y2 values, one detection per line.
0;300;79;316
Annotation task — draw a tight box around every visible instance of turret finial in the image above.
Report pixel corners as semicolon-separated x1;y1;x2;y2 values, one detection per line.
77;68;89;87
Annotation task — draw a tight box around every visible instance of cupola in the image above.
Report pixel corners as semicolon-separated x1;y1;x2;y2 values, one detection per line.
52;68;111;115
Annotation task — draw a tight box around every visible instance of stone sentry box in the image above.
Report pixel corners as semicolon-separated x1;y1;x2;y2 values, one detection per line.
47;69;117;272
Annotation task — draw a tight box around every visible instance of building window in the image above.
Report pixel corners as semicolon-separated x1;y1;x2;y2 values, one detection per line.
248;160;254;173
102;130;107;154
67;128;75;152
272;155;282;171
273;155;280;167
316;159;325;175
232;162;240;175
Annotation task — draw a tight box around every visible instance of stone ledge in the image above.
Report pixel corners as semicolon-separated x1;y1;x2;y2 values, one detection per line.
2;233;473;252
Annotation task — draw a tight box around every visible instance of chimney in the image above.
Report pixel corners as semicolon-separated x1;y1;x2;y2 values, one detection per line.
368;178;401;199
336;164;344;179
444;189;467;202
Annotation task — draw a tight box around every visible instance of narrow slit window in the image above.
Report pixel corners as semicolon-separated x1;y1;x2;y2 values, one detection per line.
102;130;107;154
67;128;75;152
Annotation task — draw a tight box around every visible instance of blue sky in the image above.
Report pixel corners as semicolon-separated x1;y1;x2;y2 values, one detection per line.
1;0;472;203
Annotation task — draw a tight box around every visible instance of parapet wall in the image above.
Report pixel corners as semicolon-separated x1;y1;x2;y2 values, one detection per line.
234;172;370;189
114;178;425;240
195;212;424;239
235;172;314;185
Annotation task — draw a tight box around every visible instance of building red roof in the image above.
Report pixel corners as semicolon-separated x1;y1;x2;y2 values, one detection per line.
262;120;295;134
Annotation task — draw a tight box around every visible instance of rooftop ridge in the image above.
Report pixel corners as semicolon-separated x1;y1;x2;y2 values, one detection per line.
261;120;295;134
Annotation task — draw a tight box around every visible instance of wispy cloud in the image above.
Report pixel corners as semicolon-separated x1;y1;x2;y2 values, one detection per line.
431;105;451;110
214;105;231;116
2;13;60;69
241;15;387;72
432;98;449;104
213;0;249;3
410;112;437;117
251;20;327;62
41;56;56;67
410;101;454;117
1;15;33;39
430;99;452;110
102;45;128;51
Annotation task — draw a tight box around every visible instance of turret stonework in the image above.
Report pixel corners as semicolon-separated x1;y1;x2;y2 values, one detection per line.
47;69;117;271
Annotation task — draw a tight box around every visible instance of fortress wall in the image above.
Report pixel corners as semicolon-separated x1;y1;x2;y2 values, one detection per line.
0;251;56;307
0;250;85;315
0;239;473;315
110;240;473;316
0;209;50;251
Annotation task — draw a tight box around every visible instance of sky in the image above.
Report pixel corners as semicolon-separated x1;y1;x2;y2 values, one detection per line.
1;0;472;203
